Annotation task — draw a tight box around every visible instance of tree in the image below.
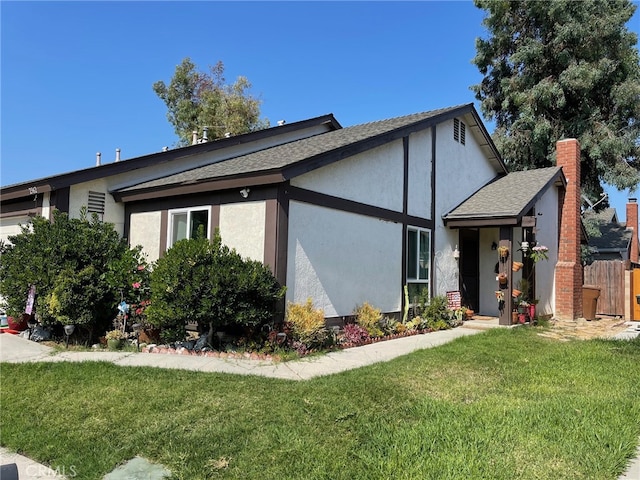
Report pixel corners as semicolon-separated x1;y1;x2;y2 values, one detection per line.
0;209;149;342
472;0;640;200
153;58;269;146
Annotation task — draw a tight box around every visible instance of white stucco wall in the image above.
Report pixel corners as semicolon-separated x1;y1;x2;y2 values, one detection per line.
434;119;499;299
287;201;402;317
407;129;432;219
129;211;162;263
219;201;266;262
534;185;560;316
291;141;404;212
69;179;125;236
0;216;31;245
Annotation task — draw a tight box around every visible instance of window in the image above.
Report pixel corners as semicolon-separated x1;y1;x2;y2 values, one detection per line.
453;118;466;145
407;227;431;300
168;207;210;247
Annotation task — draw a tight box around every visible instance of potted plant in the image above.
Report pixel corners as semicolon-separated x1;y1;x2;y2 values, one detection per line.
498;245;509;259
105;329;126;350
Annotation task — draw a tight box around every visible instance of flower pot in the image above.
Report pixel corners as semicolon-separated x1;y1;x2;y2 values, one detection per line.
528;304;536;321
511;311;518;325
518;313;527;324
512;261;523;272
498;273;508;286
512;289;522;298
7;315;28;331
107;339;124;350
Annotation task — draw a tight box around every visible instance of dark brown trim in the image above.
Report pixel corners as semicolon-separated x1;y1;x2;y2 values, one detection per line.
1;184;52;202
0;195;43;216
159;210;168;257
49;187;70;214
285;185;433;230
264;198;278;273
445;217;522;228
0;207;40;219
113;172;284;203
210;205;220;237
123;187;278;215
430;125;437;297
401;136;410;318
275;183;290;286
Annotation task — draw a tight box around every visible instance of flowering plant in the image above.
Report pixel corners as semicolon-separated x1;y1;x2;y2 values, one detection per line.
529;245;549;262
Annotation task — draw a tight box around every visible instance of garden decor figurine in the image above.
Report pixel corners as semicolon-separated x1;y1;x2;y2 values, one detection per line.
498;272;508;287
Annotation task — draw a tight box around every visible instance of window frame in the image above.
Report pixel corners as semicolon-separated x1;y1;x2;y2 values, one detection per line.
167;206;212;248
406;227;431;299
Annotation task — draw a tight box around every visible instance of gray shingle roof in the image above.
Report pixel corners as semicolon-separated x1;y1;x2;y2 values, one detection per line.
588;222;632;252
117;104;476;193
443;167;564;223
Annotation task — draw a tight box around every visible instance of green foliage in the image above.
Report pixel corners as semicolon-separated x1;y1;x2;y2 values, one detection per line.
421;295;454;331
354;302;384;337
285;298;328;349
472;0;640;199
153;57;270;146
0;210;145;339
146;232;284;341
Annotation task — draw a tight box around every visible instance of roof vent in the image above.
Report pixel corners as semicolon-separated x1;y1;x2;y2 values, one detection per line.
202;126;209;142
96;152;101;166
115;148;121;162
162;146;169;152
277;120;286;126
224;132;231;138
192;130;198;145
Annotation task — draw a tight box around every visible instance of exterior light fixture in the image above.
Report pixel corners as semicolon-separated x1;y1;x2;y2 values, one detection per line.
63;324;75;348
240;188;250;198
453;245;460;259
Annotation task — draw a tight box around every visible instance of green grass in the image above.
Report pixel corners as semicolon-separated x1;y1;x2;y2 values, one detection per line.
1;328;639;479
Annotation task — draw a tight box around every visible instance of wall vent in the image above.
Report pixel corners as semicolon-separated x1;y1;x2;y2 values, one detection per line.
87;191;106;218
454;118;466;145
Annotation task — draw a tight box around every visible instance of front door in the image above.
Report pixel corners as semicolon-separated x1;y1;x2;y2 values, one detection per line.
460;229;479;311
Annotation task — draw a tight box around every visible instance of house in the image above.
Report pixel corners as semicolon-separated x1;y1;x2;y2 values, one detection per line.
1;103;587;325
583;202;638;262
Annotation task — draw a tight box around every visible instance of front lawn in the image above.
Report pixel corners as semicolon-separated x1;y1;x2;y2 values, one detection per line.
1;328;639;479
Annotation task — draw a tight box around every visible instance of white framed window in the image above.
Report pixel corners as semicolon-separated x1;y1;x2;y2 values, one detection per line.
407;227;431;300
167;206;211;248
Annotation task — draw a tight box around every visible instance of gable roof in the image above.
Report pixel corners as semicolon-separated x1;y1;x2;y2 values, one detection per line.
114;103;505;202
1;114;341;202
588;222;632;253
442;167;565;227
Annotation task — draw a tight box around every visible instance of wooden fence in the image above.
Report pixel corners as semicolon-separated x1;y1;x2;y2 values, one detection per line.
583;260;626;316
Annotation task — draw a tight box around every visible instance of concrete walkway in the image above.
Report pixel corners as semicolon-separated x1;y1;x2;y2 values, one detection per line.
1;323;639;479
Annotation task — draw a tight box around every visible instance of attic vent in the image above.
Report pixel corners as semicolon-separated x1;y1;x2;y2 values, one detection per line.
87;191;106;218
454;118;466;145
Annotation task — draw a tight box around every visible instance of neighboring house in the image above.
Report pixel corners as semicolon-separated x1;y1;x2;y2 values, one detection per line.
1;103;588;325
583;204;637;262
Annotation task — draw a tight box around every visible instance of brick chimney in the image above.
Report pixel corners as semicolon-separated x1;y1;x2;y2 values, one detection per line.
555;138;583;320
627;198;639;263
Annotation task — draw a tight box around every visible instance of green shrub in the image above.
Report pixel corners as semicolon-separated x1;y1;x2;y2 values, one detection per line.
0;209;147;342
285;299;328;350
354;302;384;337
421;295;452;332
146;231;284;345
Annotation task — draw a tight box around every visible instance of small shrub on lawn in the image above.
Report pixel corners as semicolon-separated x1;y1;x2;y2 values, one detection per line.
285;299;328;351
354;302;384;337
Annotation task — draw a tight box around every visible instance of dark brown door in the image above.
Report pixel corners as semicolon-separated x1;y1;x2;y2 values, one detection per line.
460;229;479;311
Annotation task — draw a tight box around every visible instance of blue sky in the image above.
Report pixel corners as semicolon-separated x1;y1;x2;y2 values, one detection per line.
2;1;639;219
